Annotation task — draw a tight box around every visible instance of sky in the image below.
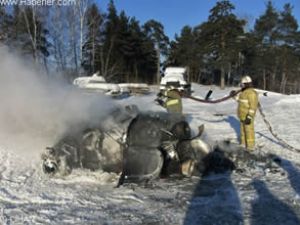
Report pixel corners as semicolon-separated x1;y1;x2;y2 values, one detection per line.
98;0;300;39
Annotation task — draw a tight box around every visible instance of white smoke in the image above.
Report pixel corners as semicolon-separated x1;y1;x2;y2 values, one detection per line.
0;46;116;160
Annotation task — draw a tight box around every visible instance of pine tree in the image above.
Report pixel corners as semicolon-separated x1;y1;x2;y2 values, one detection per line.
200;0;245;89
100;0;121;80
143;19;169;84
123;17;142;82
253;1;280;91
82;3;103;75
167;26;202;83
0;6;6;42
277;3;299;93
130;18;157;83
98;1;159;83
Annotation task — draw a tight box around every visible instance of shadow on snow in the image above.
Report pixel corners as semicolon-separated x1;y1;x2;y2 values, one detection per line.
250;179;300;225
183;151;243;225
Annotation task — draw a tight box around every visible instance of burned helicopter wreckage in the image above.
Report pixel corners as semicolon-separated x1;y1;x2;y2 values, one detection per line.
42;105;281;184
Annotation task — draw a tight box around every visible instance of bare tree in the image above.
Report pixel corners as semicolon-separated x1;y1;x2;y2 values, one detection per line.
21;6;38;63
20;6;49;72
75;0;90;67
65;6;79;75
49;5;67;72
82;3;103;74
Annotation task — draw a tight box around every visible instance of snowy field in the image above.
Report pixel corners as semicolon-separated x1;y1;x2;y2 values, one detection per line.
1;80;300;225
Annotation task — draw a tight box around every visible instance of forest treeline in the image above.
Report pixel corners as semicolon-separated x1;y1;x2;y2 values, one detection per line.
0;0;300;93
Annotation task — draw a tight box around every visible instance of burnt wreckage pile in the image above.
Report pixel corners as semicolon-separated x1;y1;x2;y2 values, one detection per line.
42;105;282;184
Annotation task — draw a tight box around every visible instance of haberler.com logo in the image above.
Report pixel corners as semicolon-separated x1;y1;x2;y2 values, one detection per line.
0;0;76;6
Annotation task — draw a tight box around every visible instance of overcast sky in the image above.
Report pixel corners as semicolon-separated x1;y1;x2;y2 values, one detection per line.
98;0;300;39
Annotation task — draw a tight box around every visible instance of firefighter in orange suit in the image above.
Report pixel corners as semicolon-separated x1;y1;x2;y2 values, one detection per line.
234;76;259;150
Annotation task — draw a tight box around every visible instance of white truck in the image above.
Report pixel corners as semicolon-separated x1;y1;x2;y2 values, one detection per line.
160;67;192;94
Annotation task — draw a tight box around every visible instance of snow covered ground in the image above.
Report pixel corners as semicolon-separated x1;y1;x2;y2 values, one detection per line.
1;83;300;225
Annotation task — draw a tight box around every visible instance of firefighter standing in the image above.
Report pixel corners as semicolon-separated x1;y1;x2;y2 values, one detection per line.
234;76;258;150
156;86;183;114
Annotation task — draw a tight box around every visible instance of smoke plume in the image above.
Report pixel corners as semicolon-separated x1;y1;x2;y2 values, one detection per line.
0;46;116;160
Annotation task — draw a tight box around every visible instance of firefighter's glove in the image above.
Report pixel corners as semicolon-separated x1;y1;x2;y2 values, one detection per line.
178;90;184;97
244;115;252;125
155;98;164;106
229;90;237;97
157;92;163;97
